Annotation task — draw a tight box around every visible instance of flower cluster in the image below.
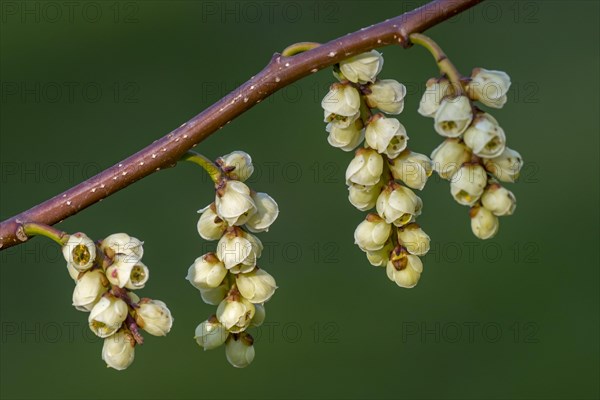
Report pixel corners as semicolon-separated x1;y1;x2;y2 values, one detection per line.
420;68;523;239
63;232;173;370
321;51;432;288
188;151;279;368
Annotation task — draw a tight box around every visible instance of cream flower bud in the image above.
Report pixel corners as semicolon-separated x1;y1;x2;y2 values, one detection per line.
397;223;430;256
321;83;361;117
470;206;499;239
62;233;96;271
366;240;393;267
348;182;382;212
463;113;506;158
389;150;433;191
434;96;473;137
106;256;149;290
365;79;406;114
245;192;279;233
236;268;277;304
338;50;383;84
89;295;128;338
250;304;266;328
197;203;227;240
483;147;523;183
72;269;108;312
216;229;257;273
102;330;135;371
376;182;423;227
199;282;230;306
187;253;228;289
217;151;254;182
326;119;364;152
467;68;511;109
450;164;488;206
481;183;516;216
195;316;228;350
430;138;472;180
101;233;143;260
354;214;392;252
365;114;408;158
386;246;423;288
418;78;451;117
215;180;257;226
345;148;384;186
135;299;173;337
226;333;255;368
216;294;255;333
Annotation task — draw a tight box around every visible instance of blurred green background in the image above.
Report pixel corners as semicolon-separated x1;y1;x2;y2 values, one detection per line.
1;1;598;399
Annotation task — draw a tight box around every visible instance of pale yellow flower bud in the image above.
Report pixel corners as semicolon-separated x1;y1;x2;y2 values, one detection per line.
483;147;523;183
434;96;473;137
463;113;506;158
376;182;422;227
470;205;499;239
389;150;433;190
217;151;254;182
62;233;96;272
88;295;128;338
197;203;227;241
236;268;277;304
450;164;488;206
136;299;173;337
365;79;406;114
431;138;472;180
481;183;516;216
225;333;255;368
339;50;383;84
418;78;451;117
102;330;135;371
187;253;228;289
101;233;143;260
195;317;228;350
354;214;392;252
467;68;511;109
386;246;423;288
216;294;255;333
397;223;430;256
322;83;361;117
345;148;384;186
245;192;279;233
72;269;108;312
365;114;409;158
215;180;257;226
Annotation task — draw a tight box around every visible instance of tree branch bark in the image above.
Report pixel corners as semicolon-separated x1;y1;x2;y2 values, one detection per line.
0;0;483;250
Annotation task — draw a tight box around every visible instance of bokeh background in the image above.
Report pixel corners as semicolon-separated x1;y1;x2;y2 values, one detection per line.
1;1;598;399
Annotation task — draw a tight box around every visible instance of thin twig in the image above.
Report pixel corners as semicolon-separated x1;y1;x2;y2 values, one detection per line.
0;0;483;251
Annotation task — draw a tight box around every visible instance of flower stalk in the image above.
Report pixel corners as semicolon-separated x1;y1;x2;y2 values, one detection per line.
409;33;464;94
182;151;222;183
21;222;69;246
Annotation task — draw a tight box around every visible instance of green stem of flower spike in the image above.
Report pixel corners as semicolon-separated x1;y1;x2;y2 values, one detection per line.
409;33;464;94
181;151;222;183
281;42;321;57
22;222;69;246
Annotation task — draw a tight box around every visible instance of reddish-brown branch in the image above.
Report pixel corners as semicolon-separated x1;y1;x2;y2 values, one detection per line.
0;0;483;250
